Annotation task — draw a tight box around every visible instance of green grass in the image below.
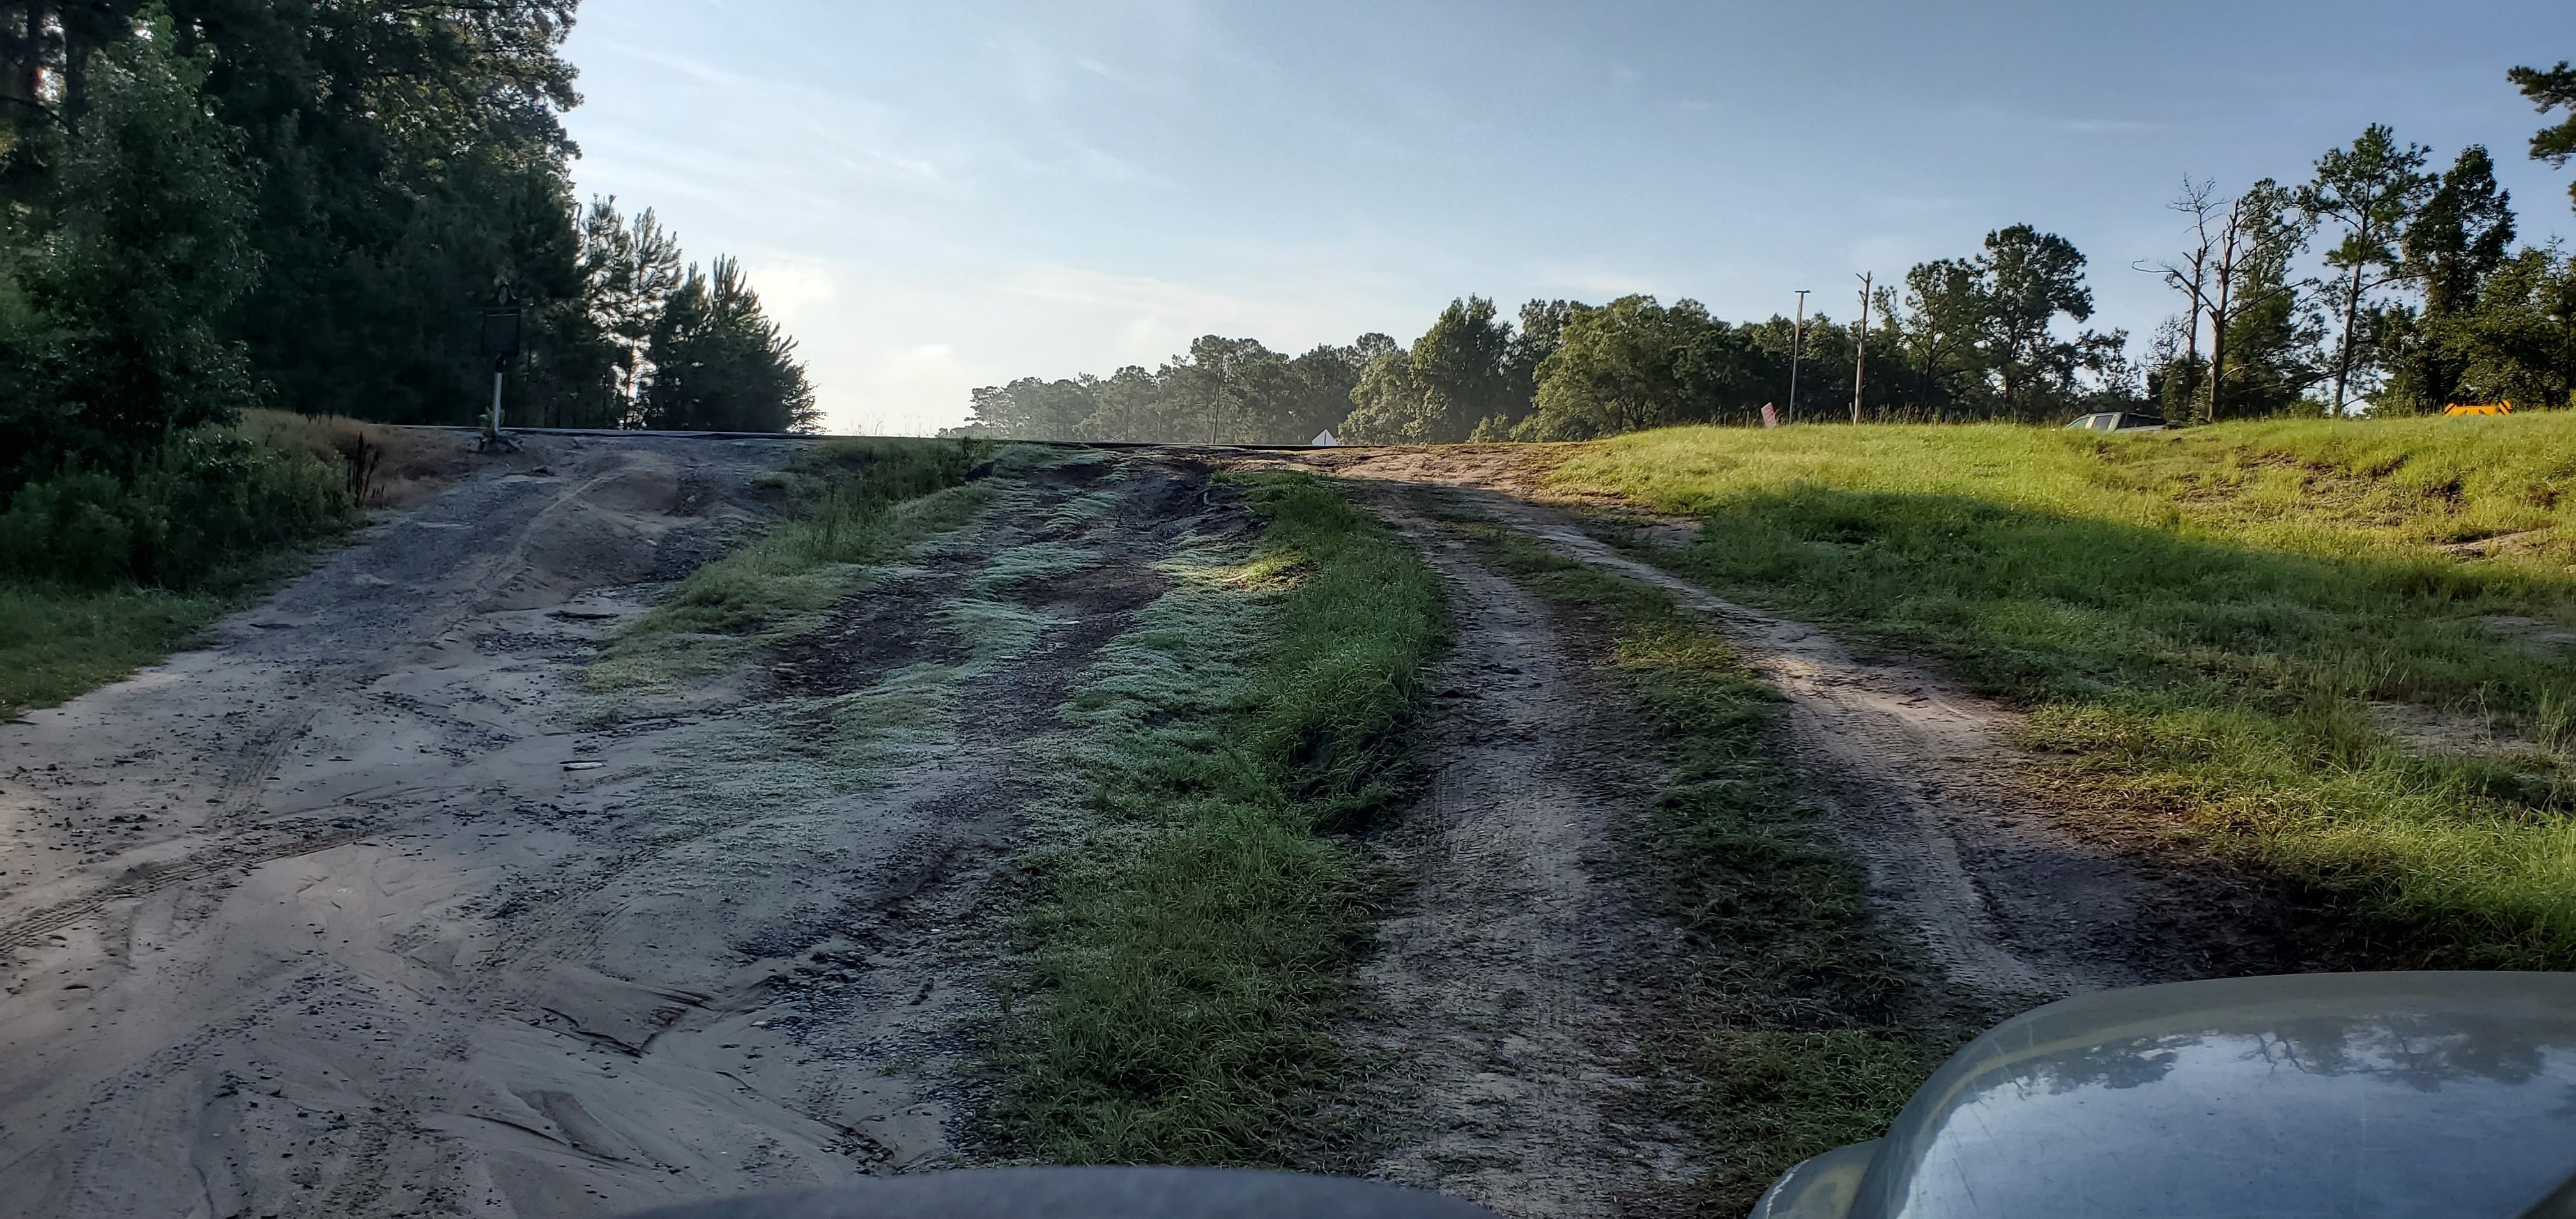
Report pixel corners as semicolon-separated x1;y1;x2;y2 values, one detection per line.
585;437;992;697
0;414;366;718
1550;413;2576;966
1438;499;1945;1214
1001;472;1446;1166
0;584;233;718
548;460;1099;921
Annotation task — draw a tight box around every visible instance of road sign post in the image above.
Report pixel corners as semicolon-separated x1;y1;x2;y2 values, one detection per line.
477;296;525;452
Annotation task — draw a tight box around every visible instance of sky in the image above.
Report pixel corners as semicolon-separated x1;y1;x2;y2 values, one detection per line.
558;1;2576;435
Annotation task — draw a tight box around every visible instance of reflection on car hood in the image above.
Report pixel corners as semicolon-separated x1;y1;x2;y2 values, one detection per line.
1768;972;2576;1219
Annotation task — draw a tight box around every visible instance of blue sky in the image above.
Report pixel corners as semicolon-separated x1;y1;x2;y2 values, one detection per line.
559;2;2576;434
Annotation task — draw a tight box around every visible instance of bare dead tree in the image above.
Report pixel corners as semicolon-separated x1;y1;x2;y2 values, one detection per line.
2138;179;2218;420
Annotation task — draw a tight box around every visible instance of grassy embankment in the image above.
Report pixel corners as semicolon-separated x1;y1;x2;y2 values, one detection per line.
1556;413;2576;967
0;410;402;717
1437;494;1938;1215
1000;472;1445;1167
583;437;990;700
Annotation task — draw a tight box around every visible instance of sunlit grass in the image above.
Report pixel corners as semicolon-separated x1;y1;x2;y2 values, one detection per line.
1552;413;2576;965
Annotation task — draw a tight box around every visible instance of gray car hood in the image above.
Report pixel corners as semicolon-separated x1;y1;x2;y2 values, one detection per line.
1754;972;2576;1219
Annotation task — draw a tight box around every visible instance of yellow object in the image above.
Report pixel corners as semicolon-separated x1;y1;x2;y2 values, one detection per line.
2444;402;2513;416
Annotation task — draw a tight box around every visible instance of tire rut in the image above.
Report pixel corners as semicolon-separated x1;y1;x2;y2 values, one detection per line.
1430;486;2296;1009
1344;489;1701;1218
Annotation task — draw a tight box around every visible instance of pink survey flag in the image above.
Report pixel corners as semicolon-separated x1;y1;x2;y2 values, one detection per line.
1761;402;1779;429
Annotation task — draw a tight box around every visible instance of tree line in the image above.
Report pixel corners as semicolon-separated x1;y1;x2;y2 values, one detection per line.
2145;61;2575;422
953;231;2136;444
0;0;816;500
959;61;2576;443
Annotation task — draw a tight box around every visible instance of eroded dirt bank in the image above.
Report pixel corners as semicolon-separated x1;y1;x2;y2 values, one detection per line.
0;439;1225;1218
0;434;835;1216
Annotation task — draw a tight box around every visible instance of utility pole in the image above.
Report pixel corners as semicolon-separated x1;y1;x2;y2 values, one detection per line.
1851;272;1871;424
1788;289;1809;425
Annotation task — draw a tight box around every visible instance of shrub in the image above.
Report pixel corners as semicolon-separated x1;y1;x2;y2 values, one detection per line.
0;426;351;590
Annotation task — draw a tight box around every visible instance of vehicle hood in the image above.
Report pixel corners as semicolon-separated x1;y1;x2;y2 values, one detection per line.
1755;972;2576;1219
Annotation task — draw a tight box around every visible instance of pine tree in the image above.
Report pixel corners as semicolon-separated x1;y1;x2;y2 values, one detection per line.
638;257;816;433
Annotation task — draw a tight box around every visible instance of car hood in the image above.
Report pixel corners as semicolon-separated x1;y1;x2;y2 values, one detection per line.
1754;972;2576;1219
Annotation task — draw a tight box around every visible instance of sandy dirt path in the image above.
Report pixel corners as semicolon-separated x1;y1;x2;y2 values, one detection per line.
1211;444;2290;1005
1424;488;2291;1009
0;440;1207;1218
1341;490;1701;1218
0;432;2296;1218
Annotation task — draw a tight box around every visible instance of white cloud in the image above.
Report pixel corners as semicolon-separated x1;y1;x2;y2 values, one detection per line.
746;263;836;325
825;344;972;436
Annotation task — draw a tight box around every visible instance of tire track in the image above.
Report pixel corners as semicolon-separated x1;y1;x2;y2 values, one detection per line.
1346;490;1699;1217
0;829;370;955
1432;486;2277;1006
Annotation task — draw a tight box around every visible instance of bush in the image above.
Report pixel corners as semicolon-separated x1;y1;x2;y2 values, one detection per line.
0;427;353;590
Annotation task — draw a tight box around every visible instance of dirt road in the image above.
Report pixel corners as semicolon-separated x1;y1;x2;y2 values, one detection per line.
0;438;1201;1216
0;435;2295;1218
1339;490;1701;1216
1243;448;2302;1014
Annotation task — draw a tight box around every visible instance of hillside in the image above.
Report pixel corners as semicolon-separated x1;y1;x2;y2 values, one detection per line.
1547;413;2576;966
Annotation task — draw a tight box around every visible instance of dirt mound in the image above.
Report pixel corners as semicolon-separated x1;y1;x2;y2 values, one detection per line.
474;452;767;612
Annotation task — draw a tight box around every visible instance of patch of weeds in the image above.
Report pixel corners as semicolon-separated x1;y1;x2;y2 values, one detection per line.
970;541;1096;594
572;451;1087;896
1041;487;1125;535
0;583;233;718
586;438;990;701
933;597;1052;664
999;471;1446;1167
622;660;971;852
0;411;379;717
1437;495;1947;1215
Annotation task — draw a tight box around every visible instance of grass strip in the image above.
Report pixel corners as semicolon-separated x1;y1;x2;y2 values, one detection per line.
1001;471;1446;1167
1435;495;1948;1215
0;409;392;717
1553;417;2576;967
0;583;234;718
585;437;992;696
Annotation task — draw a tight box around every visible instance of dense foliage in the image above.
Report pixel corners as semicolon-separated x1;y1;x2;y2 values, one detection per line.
954;334;1398;446
0;1;815;514
955;235;2138;445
